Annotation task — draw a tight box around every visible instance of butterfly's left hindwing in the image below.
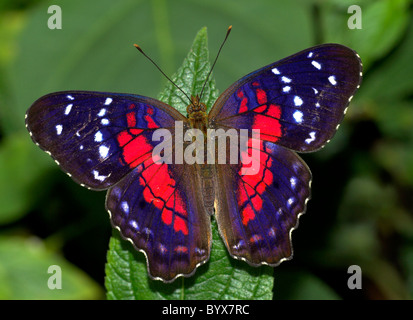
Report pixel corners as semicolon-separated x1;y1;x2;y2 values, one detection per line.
25;91;185;190
214;141;311;265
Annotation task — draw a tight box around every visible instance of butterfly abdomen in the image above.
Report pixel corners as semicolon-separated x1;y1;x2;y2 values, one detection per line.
198;163;216;216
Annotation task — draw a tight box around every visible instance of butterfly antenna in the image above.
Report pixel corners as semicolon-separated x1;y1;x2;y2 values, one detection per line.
134;44;192;104
199;25;232;102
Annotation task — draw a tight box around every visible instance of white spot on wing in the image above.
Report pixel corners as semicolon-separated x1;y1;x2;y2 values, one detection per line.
281;76;291;83
64;104;73;115
158;243;168;254
92;170;109;182
311;60;321;70
328;75;337;85
307;52;313;58
293;110;303;123
95;131;103;142
305;131;316;144
104;97;113;105
97;108;106;117
283;86;291;93
121;201;129;214
290;177;297;189
55;125;63;135
272;67;281;75
67;95;74;100
99;145;109;158
101;118;109;125
294;95;303;106
129;220;139;230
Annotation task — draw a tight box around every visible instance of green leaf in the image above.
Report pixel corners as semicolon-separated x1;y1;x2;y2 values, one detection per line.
105;27;274;300
0;236;103;299
106;220;273;300
157;26;218;112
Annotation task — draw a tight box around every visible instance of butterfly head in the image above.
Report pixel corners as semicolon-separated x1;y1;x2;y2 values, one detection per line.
187;95;207;114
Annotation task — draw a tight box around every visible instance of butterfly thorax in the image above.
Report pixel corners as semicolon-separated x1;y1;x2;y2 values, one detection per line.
187;95;209;134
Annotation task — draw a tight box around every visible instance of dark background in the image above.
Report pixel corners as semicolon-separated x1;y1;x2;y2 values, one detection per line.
0;0;412;299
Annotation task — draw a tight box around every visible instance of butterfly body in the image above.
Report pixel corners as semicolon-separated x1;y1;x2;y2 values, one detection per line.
26;43;362;282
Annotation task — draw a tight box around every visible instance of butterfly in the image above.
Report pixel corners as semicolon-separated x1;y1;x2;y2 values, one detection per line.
26;41;362;283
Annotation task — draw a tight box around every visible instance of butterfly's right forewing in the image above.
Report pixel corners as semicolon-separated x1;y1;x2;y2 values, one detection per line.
26;91;184;190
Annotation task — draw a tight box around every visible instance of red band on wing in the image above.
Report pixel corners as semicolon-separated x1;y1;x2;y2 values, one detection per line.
173;216;188;235
139;157;188;235
174;245;189;253
237;89;249;113
127;112;136;127
235;87;282;143
237;140;274;226
253;104;282;142
250;234;263;243
144;105;159;129
116;104;187;235
256;88;267;105
117;131;151;168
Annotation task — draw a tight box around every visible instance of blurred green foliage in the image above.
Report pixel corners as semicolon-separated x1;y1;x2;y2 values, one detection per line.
0;0;412;299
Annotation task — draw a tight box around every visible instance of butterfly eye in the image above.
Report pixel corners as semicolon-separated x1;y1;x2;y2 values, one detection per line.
200;102;207;112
